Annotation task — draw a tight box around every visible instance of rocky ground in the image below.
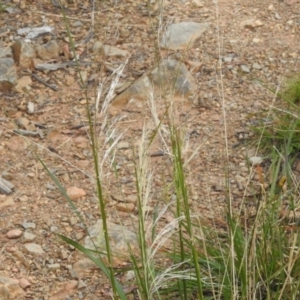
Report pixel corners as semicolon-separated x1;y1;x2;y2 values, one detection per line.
1;0;300;299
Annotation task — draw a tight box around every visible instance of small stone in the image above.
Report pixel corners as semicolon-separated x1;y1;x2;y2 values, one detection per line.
18;195;28;202
22;232;36;242
48;263;60;270
240;19;256;29
50;225;59;232
77;280;86;289
160;22;209;50
116;203;135;213
75;231;85;241
24;243;45;255
102;45;129;57
191;0;204;7
252;63;262;70
126;195;137;203
36;40;60;60
12;39;36;69
73;21;83;27
65;75;75;86
0;58;18;92
7;229;23;239
69;216;78;226
117;141;130;150
60;249;69;260
19;278;31;289
252;38;260;43
255;20;263;27
123;270;135;282
15;75;32;93
249;156;263;166
120;29;130;38
67;186;86;200
274;13;281;20
22;221;36;229
223;56;233;63
241;65;250;73
92;41;103;53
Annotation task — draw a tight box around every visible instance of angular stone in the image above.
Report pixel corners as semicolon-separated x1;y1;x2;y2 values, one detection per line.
160;22;209;50
241;65;250;73
0;58;18;92
36;40;60;60
249;156;263;166
22;231;36;242
12;39;36;69
24;243;45;255
82;219;138;266
149;58;196;96
252;63;262;70
110;58;196;114
102;45;129;57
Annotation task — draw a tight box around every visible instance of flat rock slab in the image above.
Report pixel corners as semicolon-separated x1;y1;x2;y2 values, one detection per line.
160;22;209;50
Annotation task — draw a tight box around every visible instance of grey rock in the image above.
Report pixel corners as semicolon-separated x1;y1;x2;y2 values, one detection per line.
11;39;36;69
83;219;138;264
22;232;36;242
249;156;263;166
17;26;54;40
102;45;129;57
24;243;45;255
149;58;196;96
110;58;196;113
36;40;60;60
73;21;83;27
50;225;59;232
0;58;18;92
160;22;209;50
47;263;60;270
92;41;103;53
223;56;233;63
241;65;250;73
22;221;36;229
252;63;262;70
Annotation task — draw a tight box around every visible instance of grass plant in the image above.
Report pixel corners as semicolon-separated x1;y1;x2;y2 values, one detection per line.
35;0;300;299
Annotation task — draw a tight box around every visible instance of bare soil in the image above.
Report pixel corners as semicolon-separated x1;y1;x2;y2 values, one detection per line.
1;0;300;299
